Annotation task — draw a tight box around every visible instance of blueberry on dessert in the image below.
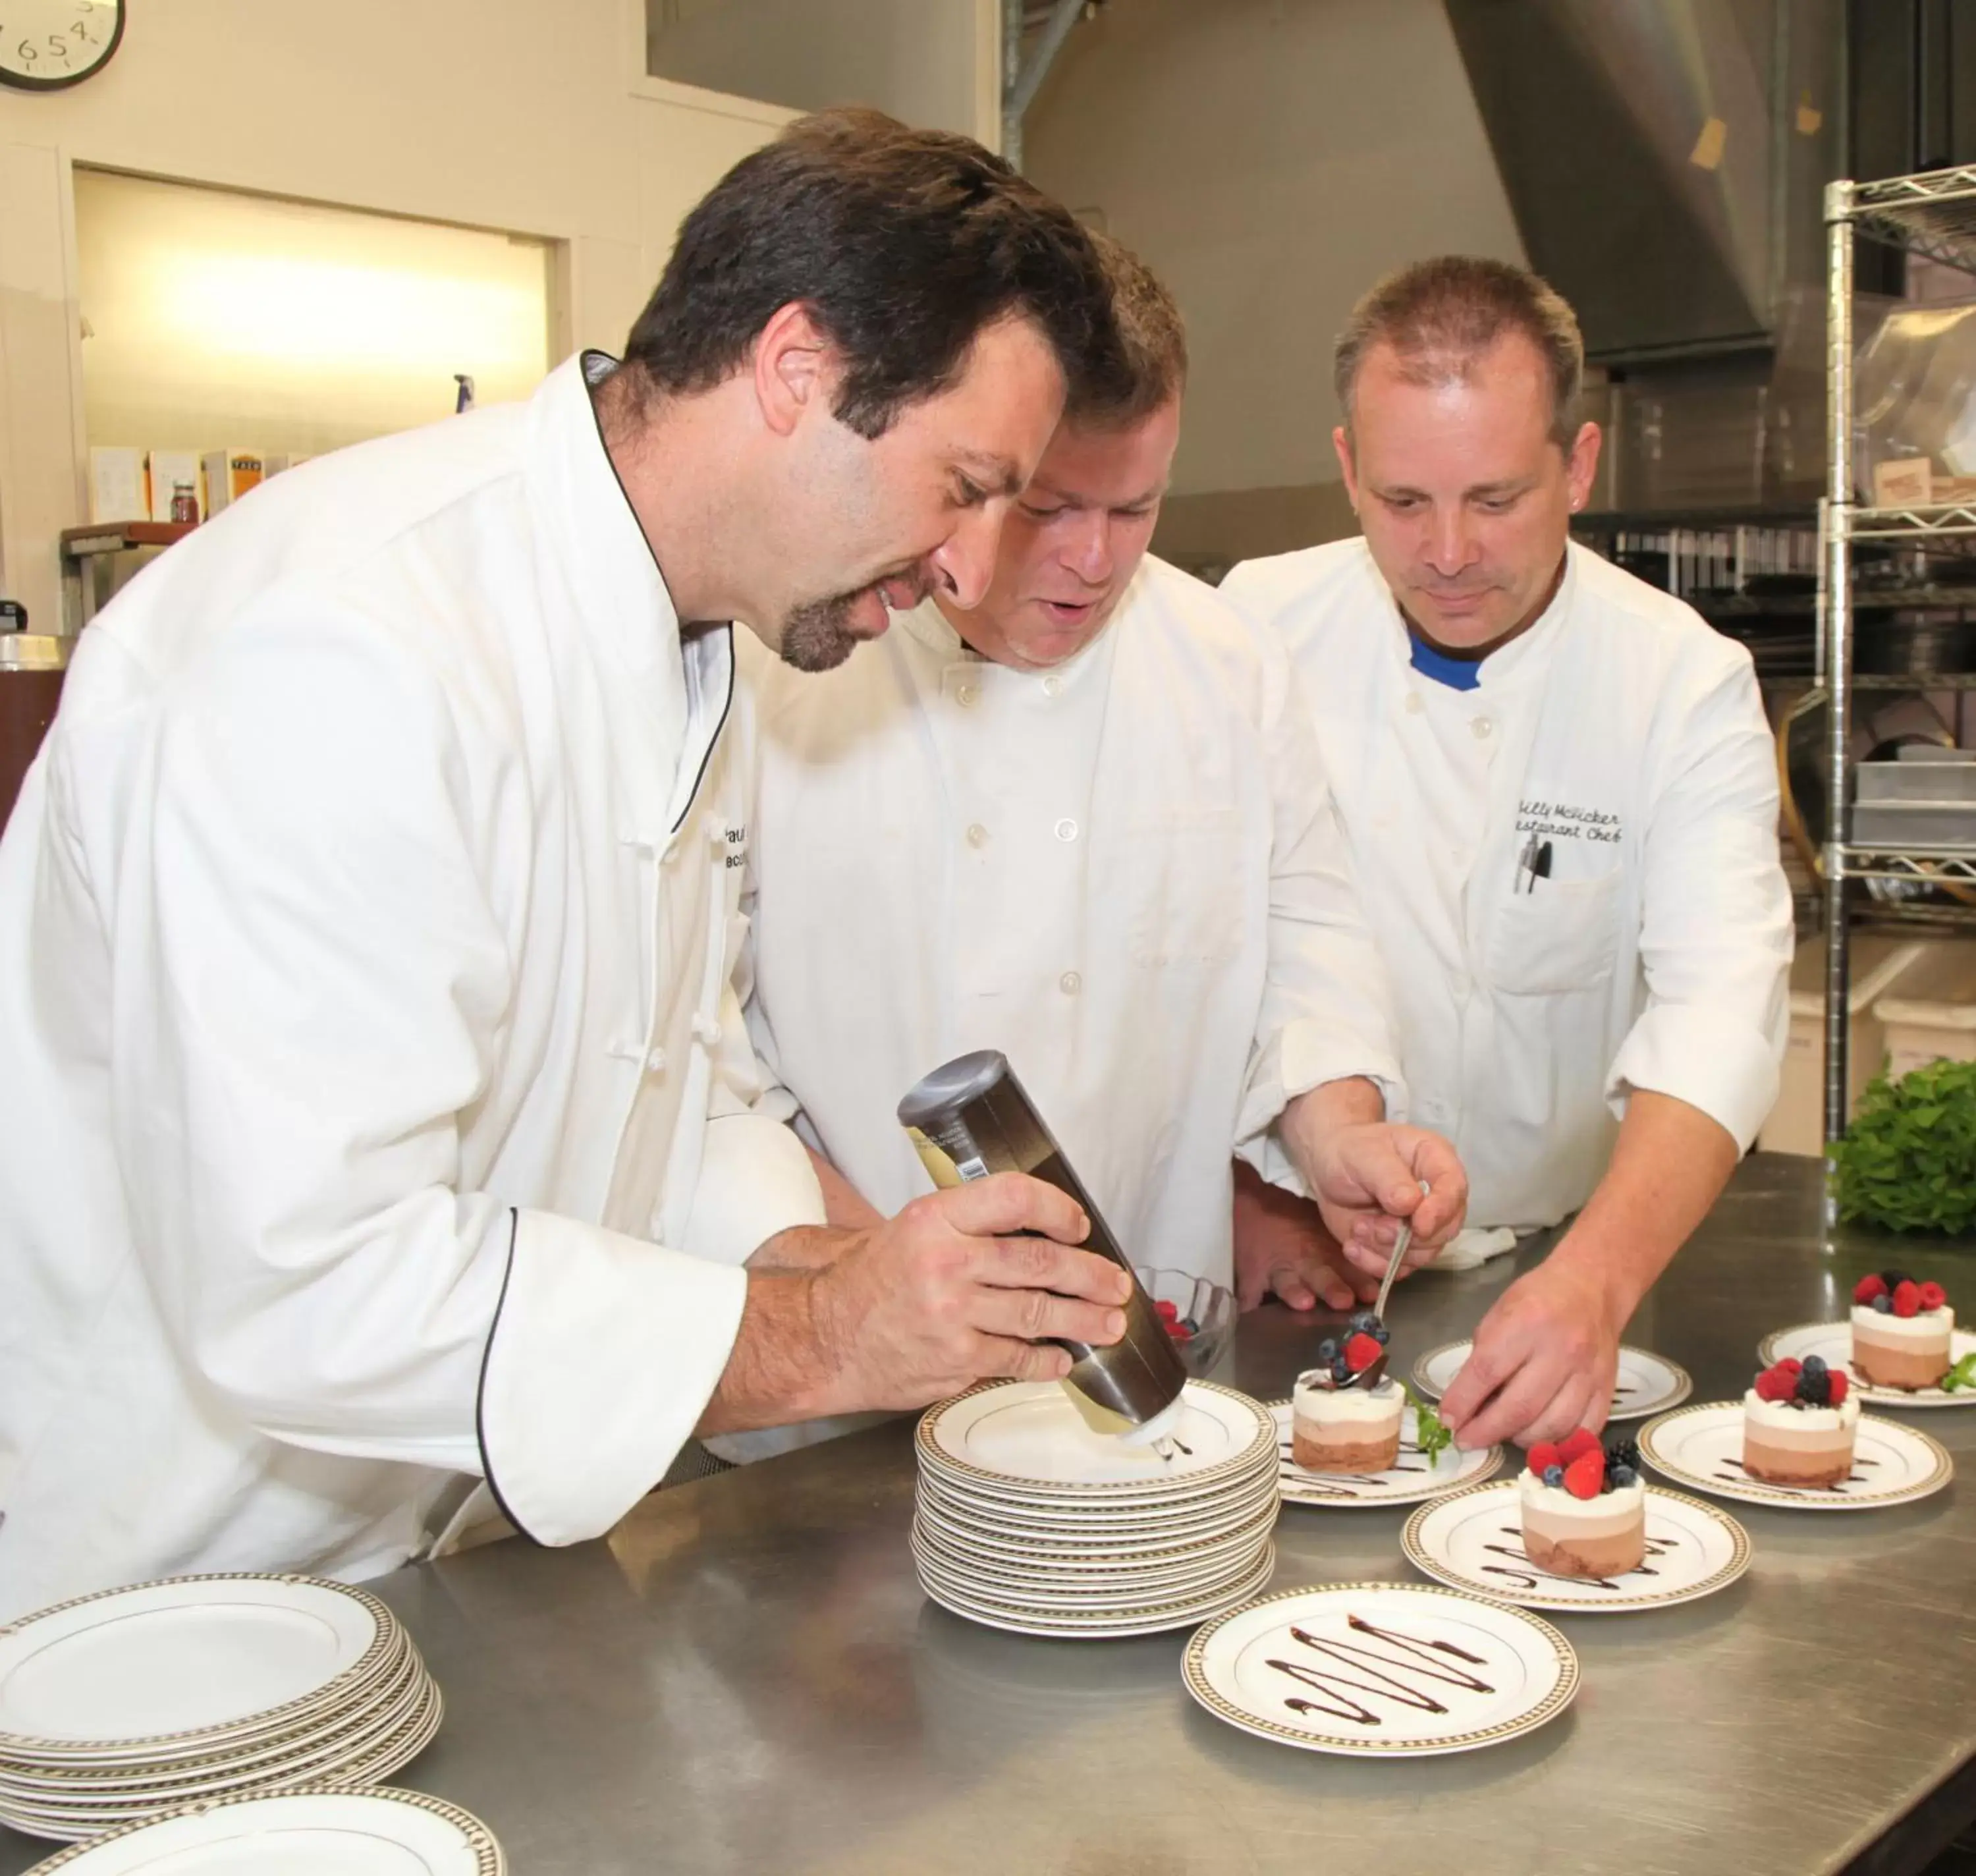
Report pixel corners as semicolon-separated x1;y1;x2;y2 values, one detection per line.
1742;1355;1859;1487
1851;1273;1953;1391
1516;1428;1647;1578
1291;1321;1402;1474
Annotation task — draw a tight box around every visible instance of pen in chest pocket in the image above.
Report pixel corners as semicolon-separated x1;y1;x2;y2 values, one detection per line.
1515;835;1554;894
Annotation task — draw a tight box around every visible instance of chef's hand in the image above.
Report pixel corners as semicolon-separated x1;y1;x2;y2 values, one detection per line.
1309;1124;1468;1278
1436;1255;1622;1450
1231;1160;1377;1311
802;1172;1131;1412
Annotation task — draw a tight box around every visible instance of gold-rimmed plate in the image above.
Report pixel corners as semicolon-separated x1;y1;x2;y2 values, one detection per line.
1400;1479;1751;1613
1183;1581;1578;1756
1639;1401;1953;1509
1758;1321;1976;1409
1270;1402;1502;1507
1411;1342;1691;1423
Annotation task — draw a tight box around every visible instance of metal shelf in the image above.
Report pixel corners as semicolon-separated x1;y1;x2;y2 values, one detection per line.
1841;846;1976;886
1819;163;1976;1145
1843;503;1976;540
57;520;196;633
1846;167;1976;270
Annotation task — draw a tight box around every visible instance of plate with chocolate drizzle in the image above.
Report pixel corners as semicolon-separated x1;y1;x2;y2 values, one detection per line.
1269;1401;1503;1508
1412;1340;1692;1422
1400;1478;1751;1613
1183;1582;1578;1756
1638;1402;1953;1510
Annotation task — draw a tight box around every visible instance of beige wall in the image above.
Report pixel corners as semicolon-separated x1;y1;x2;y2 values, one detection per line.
649;0;1001;142
1026;0;1525;522
0;0;792;634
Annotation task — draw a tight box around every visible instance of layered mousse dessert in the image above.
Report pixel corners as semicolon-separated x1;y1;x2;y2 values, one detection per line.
1743;1354;1858;1487
1292;1315;1401;1474
1518;1431;1645;1578
1851;1272;1952;1391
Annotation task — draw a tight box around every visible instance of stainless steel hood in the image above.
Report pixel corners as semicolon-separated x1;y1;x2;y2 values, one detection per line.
1442;0;1839;364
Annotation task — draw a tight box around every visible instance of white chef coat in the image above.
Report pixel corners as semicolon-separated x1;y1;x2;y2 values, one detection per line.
0;352;823;1622
735;554;1404;1285
1222;538;1792;1232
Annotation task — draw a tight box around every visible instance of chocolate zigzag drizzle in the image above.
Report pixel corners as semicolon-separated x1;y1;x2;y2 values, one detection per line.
1267;1616;1495;1726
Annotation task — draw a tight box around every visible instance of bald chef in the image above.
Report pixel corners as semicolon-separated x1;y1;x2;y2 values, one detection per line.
0;111;1139;1620
1226;258;1792;1452
737;236;1468;1318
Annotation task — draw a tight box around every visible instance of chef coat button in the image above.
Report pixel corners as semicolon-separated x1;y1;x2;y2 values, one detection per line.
1059;970;1082;996
1471;715;1493;739
956;684;978;707
1405;692;1424;715
1055;817;1078;842
966;823;990;848
645;1047;668;1074
1042;675;1064;697
692;1014;722;1047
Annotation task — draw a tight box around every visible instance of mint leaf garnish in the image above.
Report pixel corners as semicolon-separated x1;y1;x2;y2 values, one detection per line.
1405;1383;1453;1464
1941;1352;1976;1394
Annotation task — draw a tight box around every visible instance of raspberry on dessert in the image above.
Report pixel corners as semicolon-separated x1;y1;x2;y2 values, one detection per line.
1753;1366;1794;1402
1563;1450;1605;1499
1827;1369;1849;1406
1894;1280;1923;1319
1778;1357;1803;1376
1921;1281;1948;1311
1855;1274;1888;1305
1344;1332;1383;1372
1558;1427;1602;1464
1526;1441;1562;1476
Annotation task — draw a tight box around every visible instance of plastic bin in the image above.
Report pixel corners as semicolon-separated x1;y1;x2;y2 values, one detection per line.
1873;939;1976;1082
1759;936;1927;1155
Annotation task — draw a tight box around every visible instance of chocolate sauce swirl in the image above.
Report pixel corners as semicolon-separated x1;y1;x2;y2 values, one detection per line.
1267;1615;1495;1726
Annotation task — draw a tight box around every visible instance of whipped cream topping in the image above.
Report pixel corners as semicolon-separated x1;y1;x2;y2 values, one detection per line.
1292;1372;1402;1424
1852;1304;1954;1342
1517;1471;1645;1516
1743;1388;1861;1432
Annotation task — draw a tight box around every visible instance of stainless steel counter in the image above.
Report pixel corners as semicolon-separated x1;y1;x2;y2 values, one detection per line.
7;1153;1975;1875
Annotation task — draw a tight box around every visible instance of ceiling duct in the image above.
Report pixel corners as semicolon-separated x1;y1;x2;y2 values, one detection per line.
1442;0;1838;365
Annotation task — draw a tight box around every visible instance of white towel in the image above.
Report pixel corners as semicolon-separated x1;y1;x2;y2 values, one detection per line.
1423;1225;1522;1272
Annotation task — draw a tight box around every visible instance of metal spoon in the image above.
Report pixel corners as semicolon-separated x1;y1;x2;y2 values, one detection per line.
1373;1219;1413;1326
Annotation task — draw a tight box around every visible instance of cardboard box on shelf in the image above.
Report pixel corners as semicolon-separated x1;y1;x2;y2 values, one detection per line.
1873;941;1976;1082
201;451;264;514
87;448;146;525
145;451;202;522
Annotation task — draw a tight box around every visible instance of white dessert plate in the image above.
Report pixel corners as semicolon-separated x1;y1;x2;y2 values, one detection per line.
1757;1321;1976;1408
1400;1480;1751;1613
918;1545;1275;1640
914;1462;1278;1529
1412;1342;1691;1422
1183;1581;1578;1757
912;1501;1277;1575
0;1688;445;1842
1639;1402;1953;1509
910;1532;1269;1613
918;1381;1275;1496
14;1786;503;1874
1270;1402;1503;1507
0;1576;396;1761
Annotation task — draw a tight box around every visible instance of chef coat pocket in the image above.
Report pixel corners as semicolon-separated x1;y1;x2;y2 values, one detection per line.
1124;814;1244;968
1487;869;1621;996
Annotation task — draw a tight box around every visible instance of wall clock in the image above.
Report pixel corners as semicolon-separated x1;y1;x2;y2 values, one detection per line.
0;0;123;91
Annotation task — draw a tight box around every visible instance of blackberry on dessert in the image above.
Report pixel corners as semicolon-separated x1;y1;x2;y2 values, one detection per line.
1742;1353;1859;1486
1851;1272;1954;1391
1517;1431;1646;1578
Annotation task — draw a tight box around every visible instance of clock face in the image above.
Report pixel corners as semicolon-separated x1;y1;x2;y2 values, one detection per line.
0;0;123;90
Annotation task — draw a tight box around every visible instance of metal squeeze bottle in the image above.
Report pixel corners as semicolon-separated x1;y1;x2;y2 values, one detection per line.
898;1051;1186;1444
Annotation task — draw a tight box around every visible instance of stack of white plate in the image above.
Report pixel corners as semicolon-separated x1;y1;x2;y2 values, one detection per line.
913;1379;1280;1638
0;1574;443;1842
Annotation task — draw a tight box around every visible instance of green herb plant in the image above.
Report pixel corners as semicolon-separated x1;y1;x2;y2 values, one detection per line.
1404;1383;1453;1464
1829;1056;1976;1236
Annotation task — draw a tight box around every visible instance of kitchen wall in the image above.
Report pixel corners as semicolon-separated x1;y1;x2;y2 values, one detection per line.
648;0;999;142
0;0;792;634
1024;0;1526;567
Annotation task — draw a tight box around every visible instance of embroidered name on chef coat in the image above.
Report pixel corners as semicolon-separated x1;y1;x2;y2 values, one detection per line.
1516;798;1624;846
725;823;748;869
